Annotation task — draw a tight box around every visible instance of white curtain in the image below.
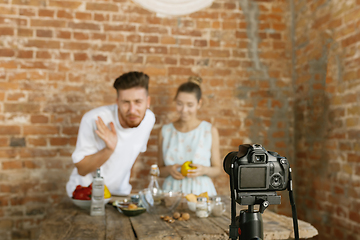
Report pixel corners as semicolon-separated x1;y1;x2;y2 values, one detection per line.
132;0;214;17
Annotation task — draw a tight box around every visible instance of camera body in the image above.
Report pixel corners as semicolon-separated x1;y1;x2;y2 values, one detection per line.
223;144;289;195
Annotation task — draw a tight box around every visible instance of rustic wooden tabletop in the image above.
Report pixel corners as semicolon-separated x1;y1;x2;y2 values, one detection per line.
38;196;318;240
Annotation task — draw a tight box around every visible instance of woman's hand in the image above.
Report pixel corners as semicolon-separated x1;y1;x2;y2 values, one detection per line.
169;164;185;180
186;164;207;178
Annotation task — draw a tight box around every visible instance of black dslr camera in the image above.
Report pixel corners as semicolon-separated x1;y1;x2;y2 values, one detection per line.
224;144;298;240
223;143;289;196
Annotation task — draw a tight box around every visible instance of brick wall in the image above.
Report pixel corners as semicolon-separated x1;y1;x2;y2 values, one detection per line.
1;0;294;239
292;0;360;239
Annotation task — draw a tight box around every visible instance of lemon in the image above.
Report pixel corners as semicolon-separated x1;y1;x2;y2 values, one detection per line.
180;161;197;176
104;185;111;199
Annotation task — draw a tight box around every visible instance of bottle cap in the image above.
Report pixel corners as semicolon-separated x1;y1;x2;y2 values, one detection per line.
210;196;222;202
197;197;207;202
150;164;159;176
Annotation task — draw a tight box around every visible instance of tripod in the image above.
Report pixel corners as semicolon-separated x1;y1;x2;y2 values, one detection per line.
237;200;270;240
229;193;279;240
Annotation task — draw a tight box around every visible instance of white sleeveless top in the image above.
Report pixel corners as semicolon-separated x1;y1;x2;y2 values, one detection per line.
161;121;217;196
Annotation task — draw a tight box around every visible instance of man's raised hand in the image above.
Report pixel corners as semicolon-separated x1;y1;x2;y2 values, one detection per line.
95;116;117;151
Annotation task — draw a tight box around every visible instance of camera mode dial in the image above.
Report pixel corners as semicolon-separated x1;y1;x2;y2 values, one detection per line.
270;173;283;189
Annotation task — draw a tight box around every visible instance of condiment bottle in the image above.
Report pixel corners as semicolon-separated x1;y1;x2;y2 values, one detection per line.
90;168;105;216
210;196;226;217
196;197;210;218
148;164;162;205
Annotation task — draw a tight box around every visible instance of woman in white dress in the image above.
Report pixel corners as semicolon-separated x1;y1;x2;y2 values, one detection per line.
157;76;222;196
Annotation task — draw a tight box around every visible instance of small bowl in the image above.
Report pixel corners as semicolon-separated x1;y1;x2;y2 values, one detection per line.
71;198;111;210
117;206;146;217
139;188;182;215
187;201;196;212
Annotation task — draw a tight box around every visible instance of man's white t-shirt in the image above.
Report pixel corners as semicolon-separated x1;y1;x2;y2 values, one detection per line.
66;104;155;197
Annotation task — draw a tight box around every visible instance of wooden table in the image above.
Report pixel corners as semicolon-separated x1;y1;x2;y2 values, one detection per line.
38;196;318;240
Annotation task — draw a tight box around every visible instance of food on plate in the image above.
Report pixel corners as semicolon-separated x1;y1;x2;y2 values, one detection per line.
182;212;190;220
180;161;197;176
198;191;209;201
185;193;197;203
128;203;138;210
185;191;209;203
72;184;111;200
173;212;181;219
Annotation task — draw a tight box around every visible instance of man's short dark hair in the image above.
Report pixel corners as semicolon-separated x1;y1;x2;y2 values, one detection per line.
113;71;149;94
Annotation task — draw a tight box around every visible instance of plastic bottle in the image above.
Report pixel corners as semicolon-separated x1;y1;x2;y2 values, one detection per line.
90;168;105;216
148;164;162;205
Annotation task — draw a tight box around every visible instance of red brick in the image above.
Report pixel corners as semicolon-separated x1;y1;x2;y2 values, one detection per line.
36;51;51;59
104;24;136;32
49;1;83;9
74;53;89;61
19;8;36;16
0;27;14;35
30;115;49;123
94;13;110;22
144;36;158;43
127;34;141;43
168;67;194;76
55;30;71;39
62;127;79;135
75;12;92;20
74;32;89;40
108;33;125;42
25;40;60;49
38;9;55;17
0;6;17;15
91;33;106;40
86;2;118;11
63;42;90;51
92;54;107;61
36;29;53;38
23;126;59;135
137;46;167;54
202;49;230;58
2;161;23;169
171;28;202;37
68;22;100;30
50;137;69;146
17;50;33;59
0;48;15;57
27;138;47;146
19;148;57;158
31;19;66;28
18;28;33;37
7;92;25;101
57;9;73;19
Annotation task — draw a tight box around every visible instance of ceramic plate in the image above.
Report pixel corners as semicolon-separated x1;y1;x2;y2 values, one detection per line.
71;198;111;209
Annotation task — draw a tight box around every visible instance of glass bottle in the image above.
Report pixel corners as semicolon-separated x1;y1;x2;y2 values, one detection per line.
148;164;162;205
210;196;226;217
90;168;105;216
196;197;210;218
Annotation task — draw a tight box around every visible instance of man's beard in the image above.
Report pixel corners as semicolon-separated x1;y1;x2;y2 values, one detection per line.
122;113;145;128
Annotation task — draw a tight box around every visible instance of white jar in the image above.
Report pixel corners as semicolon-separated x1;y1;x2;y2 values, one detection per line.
196;197;210;218
210;196;226;217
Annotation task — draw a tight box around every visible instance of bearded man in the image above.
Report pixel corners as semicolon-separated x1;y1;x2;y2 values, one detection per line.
66;72;155;196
